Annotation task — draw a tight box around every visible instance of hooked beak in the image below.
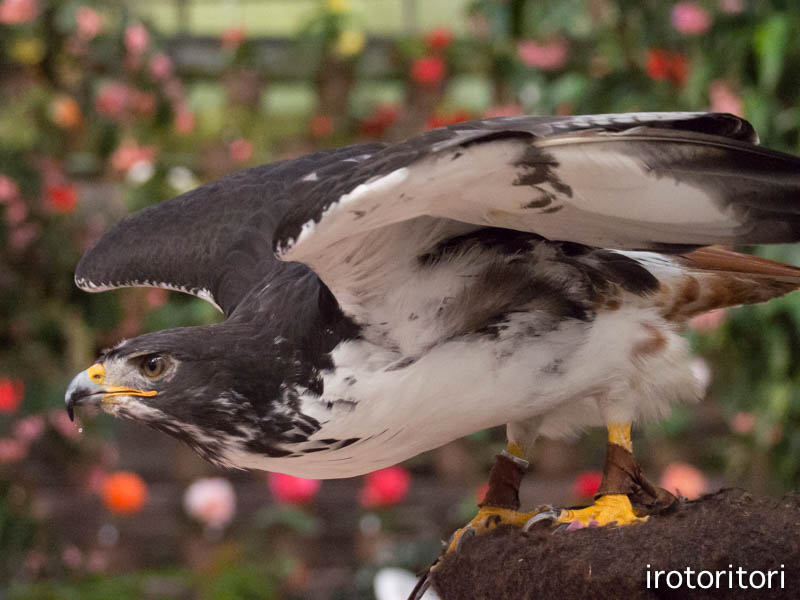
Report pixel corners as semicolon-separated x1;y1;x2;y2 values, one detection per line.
65;363;157;421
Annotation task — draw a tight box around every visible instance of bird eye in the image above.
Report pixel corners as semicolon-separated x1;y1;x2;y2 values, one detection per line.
140;355;169;379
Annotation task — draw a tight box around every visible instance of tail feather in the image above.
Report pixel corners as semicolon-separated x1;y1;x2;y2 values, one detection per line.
660;246;800;320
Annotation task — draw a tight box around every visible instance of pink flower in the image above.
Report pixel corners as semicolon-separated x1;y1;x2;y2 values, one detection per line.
13;414;45;443
49;408;79;439
359;466;410;508
410;56;446;85
76;6;102;40
659;461;707;500
517;38;568;70
173;107;195;134
110;140;156;173
0;438;26;464
731;411;755;434
150;53;173;80
0;174;19;202
573;470;603;498
229;138;253;163
268;472;320;505
671;2;712;35
689;308;727;333
61;545;82;570
183;477;237;528
709;79;744;117
0;378;24;413
483;104;523;118
145;288;168;309
124;23;149;55
0;0;38;24
4;199;27;225
95;82;129;118
9;223;39;252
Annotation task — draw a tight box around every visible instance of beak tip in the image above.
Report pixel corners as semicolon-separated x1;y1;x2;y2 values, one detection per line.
67;403;74;422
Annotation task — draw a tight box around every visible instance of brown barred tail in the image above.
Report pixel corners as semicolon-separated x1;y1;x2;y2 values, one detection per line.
661;246;800;320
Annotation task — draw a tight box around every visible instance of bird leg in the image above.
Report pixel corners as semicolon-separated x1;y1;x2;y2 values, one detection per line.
443;443;552;553
557;423;677;527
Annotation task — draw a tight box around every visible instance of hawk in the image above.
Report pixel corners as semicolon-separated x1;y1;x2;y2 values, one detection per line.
65;113;800;570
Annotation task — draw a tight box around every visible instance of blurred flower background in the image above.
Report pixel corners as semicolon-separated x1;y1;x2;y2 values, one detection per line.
2;0;800;597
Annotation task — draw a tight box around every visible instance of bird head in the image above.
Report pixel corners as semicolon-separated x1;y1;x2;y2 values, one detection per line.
64;322;321;468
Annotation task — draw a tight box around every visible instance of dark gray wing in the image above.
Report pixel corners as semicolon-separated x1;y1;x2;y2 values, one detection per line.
74;143;387;315
274;112;800;270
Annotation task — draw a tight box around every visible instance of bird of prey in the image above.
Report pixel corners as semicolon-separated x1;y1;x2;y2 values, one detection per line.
66;113;800;556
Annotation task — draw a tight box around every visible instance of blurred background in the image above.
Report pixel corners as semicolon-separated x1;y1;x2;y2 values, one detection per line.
2;0;800;598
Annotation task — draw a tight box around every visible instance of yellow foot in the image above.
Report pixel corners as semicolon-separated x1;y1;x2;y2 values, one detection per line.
557;494;647;528
446;505;549;554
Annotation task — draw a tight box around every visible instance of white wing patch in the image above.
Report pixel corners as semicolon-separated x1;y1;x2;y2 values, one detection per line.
280;133;750;272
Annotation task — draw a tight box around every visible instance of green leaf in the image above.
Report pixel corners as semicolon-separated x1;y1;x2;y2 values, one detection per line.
754;15;788;92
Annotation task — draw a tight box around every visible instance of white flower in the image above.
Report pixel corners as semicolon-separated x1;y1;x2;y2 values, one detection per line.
126;160;155;184
183;477;236;528
374;568;441;600
167;166;198;193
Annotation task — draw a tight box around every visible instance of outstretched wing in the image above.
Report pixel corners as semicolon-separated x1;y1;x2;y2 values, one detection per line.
275;113;800;265
74;143;387;315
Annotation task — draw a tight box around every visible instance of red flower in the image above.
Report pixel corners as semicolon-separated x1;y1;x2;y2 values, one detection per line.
359;466;410;508
645;49;689;87
221;26;247;50
0;378;24;413
426;109;472;130
46;185;77;213
425;27;453;51
102;471;148;514
669;53;689;87
268;472;320;504
310;114;334;138
410;56;446;86
474;481;489;504
572;470;603;498
359;104;399;138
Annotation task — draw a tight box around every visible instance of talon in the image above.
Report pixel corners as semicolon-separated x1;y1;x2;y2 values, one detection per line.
557;493;647;528
454;526;475;551
522;507;559;530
